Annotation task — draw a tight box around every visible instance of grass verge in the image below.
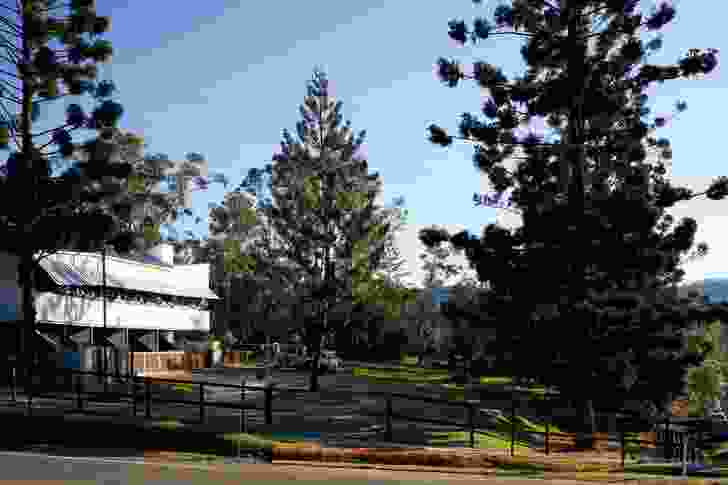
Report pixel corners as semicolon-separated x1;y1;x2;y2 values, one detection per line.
0;410;273;458
351;367;546;396
429;430;533;451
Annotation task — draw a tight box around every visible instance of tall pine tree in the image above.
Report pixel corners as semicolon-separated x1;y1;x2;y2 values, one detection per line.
427;0;728;442
265;67;415;390
0;0;130;380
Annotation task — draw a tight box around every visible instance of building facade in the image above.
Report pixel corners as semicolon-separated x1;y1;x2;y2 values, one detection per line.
0;243;218;374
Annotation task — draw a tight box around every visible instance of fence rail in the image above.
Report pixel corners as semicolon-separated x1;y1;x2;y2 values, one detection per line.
3;363;706;466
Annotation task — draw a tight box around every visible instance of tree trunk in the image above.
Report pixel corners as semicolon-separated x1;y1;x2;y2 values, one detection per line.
308;331;324;392
19;250;36;385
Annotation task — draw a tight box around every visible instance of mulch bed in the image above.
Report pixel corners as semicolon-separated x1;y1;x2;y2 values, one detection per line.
271;442;630;472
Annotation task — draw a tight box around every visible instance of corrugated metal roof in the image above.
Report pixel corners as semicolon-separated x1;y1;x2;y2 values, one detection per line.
38;252;219;300
39;259;95;287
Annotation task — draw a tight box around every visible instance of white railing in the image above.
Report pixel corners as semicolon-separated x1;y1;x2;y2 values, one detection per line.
35;292;210;332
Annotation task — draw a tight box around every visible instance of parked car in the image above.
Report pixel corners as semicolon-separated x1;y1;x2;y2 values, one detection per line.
275;344;308;369
300;350;343;373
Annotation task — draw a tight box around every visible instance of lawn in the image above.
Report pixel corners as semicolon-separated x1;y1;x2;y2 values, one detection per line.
429;429;533;451
351;366;547;401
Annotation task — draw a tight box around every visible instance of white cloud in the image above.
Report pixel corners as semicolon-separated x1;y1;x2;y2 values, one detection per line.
393;222;478;289
667;176;728;282
392;175;728;288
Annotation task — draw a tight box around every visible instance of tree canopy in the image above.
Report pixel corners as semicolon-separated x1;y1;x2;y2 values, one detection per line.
426;0;727;436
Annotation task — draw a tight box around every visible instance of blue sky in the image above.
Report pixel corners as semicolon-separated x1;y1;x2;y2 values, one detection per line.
38;0;728;286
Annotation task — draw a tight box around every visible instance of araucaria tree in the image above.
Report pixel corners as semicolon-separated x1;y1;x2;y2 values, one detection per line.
0;0;127;379
266;67;415;391
427;0;728;442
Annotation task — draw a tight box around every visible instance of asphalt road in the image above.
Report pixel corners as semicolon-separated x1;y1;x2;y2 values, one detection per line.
0;450;631;484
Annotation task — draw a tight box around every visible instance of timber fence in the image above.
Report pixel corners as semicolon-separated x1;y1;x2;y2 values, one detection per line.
1;363;706;466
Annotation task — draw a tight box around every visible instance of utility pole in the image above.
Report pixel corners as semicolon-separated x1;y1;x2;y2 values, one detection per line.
102;245;108;392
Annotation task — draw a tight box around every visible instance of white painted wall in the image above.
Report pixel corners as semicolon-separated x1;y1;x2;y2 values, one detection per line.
35;292;210;332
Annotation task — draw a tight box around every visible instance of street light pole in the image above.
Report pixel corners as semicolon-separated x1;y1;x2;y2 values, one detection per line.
102;245;108;392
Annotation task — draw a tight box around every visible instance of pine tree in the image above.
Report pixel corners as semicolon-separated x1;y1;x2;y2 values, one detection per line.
0;0;129;380
262;67;415;390
427;0;728;442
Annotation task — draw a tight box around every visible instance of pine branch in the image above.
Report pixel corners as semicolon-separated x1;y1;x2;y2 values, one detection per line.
0;98;19;148
0;91;20;104
0;15;21;36
0;3;19;15
32;122;77;139
0;67;20;79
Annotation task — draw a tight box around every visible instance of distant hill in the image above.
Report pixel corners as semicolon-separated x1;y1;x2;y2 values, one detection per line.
679;278;728;304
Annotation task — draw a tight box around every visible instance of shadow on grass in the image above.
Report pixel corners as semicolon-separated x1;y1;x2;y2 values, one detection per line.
0;410;272;461
624;462;728;478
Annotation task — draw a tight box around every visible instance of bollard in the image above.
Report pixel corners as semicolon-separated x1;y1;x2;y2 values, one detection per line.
145;378;151;419
199;383;205;424
385;397;393;442
264;385;273;425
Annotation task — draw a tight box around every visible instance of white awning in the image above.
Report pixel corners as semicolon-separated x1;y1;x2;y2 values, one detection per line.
38;251;219;300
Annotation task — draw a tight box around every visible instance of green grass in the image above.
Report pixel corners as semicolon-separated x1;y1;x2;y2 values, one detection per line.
428;412;564;452
400;354;419;366
492;414;564;435
351;367;544;393
351;367;451;385
171;383;195;393
429;429;533;451
220;432;275;450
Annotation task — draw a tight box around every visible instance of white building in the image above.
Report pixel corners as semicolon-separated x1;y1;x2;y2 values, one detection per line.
0;243;219;373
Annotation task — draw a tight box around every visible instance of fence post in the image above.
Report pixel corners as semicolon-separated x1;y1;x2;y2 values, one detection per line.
544;388;551;455
130;374;136;416
545;421;550;455
199;383;205;424
145;378;151;419
27;365;33;416
698;424;705;464
75;373;83;410
264;384;273;425
385;396;393;442
241;378;247;434
10;365;16;403
510;383;516;458
468;402;475;448
664;417;671;460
